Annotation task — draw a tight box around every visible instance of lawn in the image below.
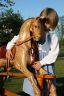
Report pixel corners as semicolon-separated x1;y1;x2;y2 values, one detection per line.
0;57;64;96
55;57;64;96
55;57;64;77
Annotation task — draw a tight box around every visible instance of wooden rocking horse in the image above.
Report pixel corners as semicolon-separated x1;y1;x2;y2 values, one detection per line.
0;17;49;96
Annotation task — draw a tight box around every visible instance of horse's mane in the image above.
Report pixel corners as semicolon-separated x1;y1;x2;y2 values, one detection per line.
24;17;35;22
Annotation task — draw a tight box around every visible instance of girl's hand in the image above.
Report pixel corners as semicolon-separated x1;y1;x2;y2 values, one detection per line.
32;61;41;70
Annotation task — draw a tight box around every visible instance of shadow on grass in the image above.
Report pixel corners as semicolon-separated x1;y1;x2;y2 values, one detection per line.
56;77;64;96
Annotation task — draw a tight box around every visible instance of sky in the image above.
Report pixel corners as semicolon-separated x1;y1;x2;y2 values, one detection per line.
12;0;64;20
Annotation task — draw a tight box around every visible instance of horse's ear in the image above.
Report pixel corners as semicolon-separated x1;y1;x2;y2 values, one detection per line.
36;16;40;20
29;17;40;32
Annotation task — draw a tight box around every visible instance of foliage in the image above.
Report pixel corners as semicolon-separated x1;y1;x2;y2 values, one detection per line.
0;0;24;46
0;9;24;46
0;0;15;8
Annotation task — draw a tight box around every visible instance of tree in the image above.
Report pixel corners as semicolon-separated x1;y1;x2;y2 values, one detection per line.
0;9;24;46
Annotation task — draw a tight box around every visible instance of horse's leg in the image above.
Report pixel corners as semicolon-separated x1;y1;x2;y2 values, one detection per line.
35;68;48;96
14;47;41;96
16;65;41;96
15;64;41;96
38;68;57;96
46;80;57;96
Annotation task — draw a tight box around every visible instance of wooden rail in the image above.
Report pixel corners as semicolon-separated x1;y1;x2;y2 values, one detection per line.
0;72;56;78
4;89;18;96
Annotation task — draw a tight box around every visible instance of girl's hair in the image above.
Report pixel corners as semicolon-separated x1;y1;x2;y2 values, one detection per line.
40;8;59;29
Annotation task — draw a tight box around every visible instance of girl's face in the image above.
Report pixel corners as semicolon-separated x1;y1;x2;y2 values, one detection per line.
39;18;54;32
44;22;53;32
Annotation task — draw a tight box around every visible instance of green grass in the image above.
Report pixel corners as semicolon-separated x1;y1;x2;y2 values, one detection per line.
55;58;64;96
4;76;24;93
55;57;64;77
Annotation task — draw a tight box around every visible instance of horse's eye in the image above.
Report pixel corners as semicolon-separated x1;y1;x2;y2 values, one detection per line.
34;25;40;28
34;25;38;28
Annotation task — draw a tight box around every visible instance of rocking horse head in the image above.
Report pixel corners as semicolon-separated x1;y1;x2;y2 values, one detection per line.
30;17;44;41
18;17;44;44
